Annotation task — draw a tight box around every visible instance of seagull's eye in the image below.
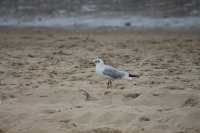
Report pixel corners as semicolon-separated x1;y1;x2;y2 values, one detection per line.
95;60;100;63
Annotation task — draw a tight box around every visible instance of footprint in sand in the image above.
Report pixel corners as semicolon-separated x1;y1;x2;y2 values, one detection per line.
59;119;77;128
0;93;16;102
115;83;126;90
163;86;184;90
104;91;112;95
182;96;199;107
79;89;97;101
152;92;160;96
59;119;71;124
123;93;141;99
69;76;84;81
42;109;60;114
0;128;5;133
0;71;4;75
84;127;122;133
139;116;150;122
78;58;93;68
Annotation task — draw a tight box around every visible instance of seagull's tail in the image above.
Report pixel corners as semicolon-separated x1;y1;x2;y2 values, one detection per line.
129;74;139;78
127;74;139;80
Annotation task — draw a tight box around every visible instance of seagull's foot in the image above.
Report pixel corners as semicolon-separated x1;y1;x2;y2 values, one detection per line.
109;80;112;89
106;80;109;89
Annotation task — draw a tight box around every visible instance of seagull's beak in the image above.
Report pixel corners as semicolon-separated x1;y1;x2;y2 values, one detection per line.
93;59;97;63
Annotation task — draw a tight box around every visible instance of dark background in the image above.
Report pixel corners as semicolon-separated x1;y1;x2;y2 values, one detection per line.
0;0;200;18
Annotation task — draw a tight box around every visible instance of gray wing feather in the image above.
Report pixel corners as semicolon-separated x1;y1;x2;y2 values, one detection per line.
103;68;125;79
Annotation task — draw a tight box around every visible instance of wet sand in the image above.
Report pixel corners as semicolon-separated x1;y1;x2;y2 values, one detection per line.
0;28;200;133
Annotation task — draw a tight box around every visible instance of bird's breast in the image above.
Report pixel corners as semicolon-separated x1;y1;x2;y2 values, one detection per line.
96;65;104;75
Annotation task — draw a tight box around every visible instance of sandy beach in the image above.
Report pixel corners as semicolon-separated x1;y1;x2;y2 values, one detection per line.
0;28;200;133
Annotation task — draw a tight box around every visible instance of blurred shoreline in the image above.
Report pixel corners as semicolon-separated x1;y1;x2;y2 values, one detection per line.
0;16;200;29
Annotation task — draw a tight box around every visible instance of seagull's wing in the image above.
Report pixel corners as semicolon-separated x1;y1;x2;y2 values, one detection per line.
102;66;125;79
118;68;129;72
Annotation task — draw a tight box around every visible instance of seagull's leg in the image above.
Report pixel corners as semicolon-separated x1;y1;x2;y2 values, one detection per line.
106;79;112;89
106;80;110;89
108;79;112;89
110;80;112;88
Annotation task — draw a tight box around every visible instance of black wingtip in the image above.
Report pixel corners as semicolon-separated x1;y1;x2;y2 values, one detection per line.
129;74;139;78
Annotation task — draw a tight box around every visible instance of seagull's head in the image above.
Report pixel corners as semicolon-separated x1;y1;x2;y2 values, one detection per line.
93;57;104;65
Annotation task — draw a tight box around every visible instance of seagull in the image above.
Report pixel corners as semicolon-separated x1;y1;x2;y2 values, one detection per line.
93;57;139;88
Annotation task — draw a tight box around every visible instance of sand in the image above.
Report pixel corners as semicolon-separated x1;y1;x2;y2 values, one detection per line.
0;28;200;133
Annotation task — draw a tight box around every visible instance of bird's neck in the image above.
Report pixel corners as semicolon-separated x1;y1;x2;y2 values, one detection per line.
96;63;104;70
96;63;104;66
